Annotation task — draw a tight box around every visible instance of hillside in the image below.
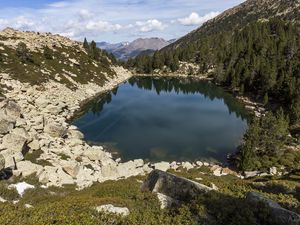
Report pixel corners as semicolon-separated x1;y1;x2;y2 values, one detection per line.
127;0;300;172
166;0;300;50
0;28;117;88
98;38;173;61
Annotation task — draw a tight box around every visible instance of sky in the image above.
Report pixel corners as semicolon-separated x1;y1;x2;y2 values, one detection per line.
0;0;245;43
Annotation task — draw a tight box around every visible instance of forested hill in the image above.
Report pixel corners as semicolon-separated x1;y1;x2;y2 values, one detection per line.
166;0;300;50
127;0;300;171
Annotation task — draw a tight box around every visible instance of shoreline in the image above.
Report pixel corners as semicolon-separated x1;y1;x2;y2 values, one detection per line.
0;70;272;190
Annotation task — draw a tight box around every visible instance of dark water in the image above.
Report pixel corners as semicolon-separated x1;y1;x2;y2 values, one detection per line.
73;77;249;163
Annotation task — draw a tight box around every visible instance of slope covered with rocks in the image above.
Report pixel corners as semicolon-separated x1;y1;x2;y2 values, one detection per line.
0;28;160;189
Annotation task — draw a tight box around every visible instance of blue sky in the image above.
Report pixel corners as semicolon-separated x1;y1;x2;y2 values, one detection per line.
0;0;245;43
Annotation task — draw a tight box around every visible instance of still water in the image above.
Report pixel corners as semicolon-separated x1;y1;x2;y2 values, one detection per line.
73;77;249;163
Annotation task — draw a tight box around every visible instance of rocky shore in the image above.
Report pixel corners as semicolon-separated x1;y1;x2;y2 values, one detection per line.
0;65;276;191
0;66;239;190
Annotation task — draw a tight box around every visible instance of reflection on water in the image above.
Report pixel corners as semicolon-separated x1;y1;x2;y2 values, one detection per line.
73;76;250;163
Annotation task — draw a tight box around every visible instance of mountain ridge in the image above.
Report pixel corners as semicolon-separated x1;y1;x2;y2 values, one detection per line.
98;37;174;60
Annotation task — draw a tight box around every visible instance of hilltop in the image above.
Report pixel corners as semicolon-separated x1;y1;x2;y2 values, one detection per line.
0;28;117;88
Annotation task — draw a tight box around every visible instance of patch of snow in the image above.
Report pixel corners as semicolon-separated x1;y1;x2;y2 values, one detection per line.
9;182;35;196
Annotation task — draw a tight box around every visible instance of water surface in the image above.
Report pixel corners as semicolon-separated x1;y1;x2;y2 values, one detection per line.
73;77;249;163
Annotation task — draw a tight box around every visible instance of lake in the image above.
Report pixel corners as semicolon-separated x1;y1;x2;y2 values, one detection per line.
73;76;249;163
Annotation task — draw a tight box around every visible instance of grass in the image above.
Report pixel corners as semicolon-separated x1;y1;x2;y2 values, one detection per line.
0;168;298;224
24;150;53;167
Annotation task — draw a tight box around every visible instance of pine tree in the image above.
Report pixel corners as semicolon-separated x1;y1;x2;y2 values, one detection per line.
16;42;33;63
83;38;89;50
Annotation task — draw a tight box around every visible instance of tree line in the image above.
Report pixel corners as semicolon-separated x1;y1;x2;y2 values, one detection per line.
126;19;300;171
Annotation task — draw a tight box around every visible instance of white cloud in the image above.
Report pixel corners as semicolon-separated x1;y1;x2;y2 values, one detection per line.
13;16;36;30
86;21;122;32
178;11;220;26
78;9;93;20
48;1;69;8
136;19;166;32
0;0;243;42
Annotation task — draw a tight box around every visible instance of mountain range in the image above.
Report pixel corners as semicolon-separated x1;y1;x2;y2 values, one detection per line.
97;38;175;61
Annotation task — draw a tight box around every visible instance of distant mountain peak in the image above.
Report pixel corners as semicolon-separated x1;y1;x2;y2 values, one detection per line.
97;37;175;61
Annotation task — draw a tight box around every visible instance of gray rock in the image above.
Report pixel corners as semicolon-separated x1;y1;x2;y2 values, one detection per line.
246;192;300;225
2;133;27;154
28;140;40;150
15;161;43;177
269;167;277;175
182;162;194;170
95;204;129;216
3;101;21;121
61;161;80;178
153;162;170;172
67;129;84;140
44;123;67;138
35;96;50;108
0;119;15;134
1;151;24;168
244;171;260;178
141;170;213;202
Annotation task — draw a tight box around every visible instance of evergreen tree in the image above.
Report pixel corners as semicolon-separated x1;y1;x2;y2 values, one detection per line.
83;38;89;50
16;42;33;63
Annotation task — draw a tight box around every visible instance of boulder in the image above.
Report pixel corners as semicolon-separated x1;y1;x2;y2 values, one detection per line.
2;133;27;154
95;204;129;216
182;162;194;170
44;123;67;138
244;171;260;178
35;96;50;108
28;140;40;150
2;101;21;121
67;129;84;140
83;147;111;162
11;128;31;142
67;138;83;147
141;170;213;202
196;161;203;167
157;192;179;209
101;163;118;179
15;161;43;177
76;166;97;189
246;192;300;225
60;161;80;178
44;105;63;114
1;151;24;168
0;119;15;134
269;167;277;175
116;159;145;178
38;166;74;187
153;162;170;172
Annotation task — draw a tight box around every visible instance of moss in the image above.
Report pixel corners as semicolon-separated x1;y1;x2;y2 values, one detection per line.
24;150;53;166
58;153;71;161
